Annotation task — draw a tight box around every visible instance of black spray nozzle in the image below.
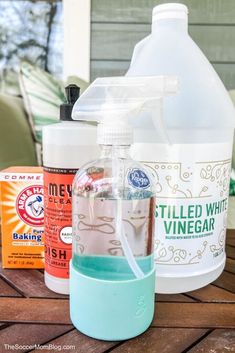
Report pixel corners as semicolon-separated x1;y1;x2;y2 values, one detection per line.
65;84;80;105
60;84;80;121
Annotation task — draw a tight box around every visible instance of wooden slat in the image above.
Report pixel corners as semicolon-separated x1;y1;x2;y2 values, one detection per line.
188;284;235;303
225;257;235;274
226;245;235;260
91;61;235;90
157;293;195;302
92;0;235;24
227;230;235;246
1;298;234;328
0;268;67;299
91;23;149;61
0;324;73;353
187;329;235;352
91;23;235;62
0;278;21;297
91;60;129;81
110;327;208;353
213;270;235;293
0;298;70;324
213;63;235;90
152;303;235;328
30;328;118;353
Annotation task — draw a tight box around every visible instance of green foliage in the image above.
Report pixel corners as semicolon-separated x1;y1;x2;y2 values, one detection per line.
229;175;235;196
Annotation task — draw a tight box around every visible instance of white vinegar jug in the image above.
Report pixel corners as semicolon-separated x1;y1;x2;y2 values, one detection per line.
127;3;235;293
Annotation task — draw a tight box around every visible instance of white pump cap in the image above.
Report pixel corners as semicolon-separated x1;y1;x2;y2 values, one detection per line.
152;3;188;22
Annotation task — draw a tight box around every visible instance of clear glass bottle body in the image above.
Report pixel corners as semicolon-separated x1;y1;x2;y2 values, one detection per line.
72;145;156;281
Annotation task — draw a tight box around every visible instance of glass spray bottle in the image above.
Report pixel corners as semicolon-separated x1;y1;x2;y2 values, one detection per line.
70;76;178;340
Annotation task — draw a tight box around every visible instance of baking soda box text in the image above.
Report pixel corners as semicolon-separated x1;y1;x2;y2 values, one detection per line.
0;167;44;268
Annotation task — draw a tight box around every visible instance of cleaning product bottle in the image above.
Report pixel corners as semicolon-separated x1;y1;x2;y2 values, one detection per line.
43;84;98;294
127;3;235;293
70;76;178;340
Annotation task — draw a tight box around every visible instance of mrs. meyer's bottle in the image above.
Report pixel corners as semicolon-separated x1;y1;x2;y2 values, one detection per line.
127;3;235;293
43;85;98;294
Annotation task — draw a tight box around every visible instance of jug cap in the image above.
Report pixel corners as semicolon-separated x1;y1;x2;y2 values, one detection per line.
152;3;188;22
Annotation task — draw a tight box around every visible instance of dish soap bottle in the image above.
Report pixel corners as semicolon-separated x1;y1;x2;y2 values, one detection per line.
127;3;235;294
43;84;98;294
70;75;178;340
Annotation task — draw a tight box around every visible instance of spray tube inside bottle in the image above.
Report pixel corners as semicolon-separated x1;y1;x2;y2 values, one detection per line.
72;76;178;277
70;75;178;341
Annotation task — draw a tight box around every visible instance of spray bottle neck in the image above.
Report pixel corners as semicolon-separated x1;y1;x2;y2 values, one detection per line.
100;145;131;159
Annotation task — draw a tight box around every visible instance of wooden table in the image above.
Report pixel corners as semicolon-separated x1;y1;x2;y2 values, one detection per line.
0;231;234;353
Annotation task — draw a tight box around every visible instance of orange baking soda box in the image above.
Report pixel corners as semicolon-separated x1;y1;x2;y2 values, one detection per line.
0;167;44;268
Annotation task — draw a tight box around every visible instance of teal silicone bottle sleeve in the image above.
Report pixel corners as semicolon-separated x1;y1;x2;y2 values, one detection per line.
70;261;156;341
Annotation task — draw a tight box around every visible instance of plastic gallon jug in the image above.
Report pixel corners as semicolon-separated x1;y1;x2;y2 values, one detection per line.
127;3;235;293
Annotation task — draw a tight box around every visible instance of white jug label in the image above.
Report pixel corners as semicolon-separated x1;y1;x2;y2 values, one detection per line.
132;142;232;274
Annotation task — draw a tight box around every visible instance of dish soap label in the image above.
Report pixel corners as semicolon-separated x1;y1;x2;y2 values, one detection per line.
132;142;232;272
44;166;77;278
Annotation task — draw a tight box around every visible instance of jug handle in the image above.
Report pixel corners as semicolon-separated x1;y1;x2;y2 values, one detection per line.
129;35;151;68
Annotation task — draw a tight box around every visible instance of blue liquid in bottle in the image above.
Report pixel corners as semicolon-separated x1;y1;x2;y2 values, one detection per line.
72;145;155;281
